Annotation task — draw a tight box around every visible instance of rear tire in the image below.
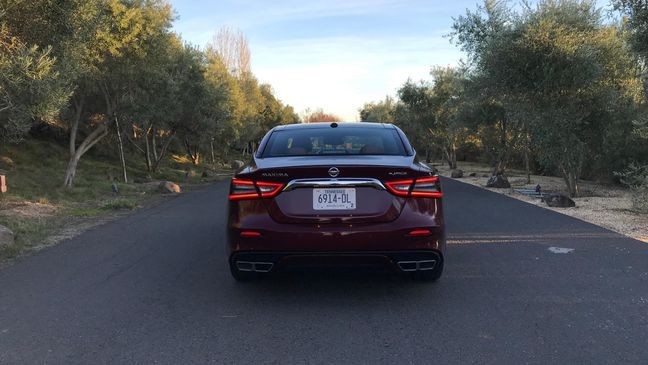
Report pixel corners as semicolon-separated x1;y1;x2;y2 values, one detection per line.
410;260;443;282
229;263;258;282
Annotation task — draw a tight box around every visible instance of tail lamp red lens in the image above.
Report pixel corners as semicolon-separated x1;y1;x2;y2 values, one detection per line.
385;177;442;198
240;231;262;237
408;229;432;236
229;179;283;200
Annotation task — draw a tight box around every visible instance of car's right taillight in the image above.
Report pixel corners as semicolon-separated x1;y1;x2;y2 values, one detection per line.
385;176;442;198
411;177;442;198
229;179;283;200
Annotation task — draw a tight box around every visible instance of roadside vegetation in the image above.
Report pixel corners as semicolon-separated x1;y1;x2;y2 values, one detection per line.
0;0;299;259
359;0;648;210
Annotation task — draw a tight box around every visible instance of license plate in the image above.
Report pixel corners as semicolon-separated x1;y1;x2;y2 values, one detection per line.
313;188;356;210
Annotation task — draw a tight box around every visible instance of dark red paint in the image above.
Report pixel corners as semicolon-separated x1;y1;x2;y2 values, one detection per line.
227;122;446;281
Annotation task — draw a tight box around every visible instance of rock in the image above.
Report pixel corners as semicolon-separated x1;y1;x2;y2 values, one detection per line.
486;174;511;188
202;170;215;178
0;156;14;170
231;160;245;169
159;181;181;194
0;225;14;247
450;169;464;178
468;172;477;177
544;194;576;208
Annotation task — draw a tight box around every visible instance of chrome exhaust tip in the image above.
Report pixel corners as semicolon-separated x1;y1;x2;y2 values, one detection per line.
236;261;274;273
397;260;436;272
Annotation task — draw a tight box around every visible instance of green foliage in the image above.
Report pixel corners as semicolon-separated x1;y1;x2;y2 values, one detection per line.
615;162;648;212
395;80;436;157
0;26;69;141
614;0;648;61
449;0;645;196
359;96;396;123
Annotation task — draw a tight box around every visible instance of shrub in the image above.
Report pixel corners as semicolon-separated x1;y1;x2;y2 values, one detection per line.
615;163;648;213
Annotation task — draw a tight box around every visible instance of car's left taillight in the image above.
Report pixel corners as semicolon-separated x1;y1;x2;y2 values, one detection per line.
385;176;442;198
229;179;284;200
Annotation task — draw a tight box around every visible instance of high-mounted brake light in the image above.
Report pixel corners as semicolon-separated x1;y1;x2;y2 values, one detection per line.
229;179;283;200
385;176;442;198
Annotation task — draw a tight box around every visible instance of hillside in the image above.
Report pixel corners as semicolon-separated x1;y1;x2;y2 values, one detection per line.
0;136;230;261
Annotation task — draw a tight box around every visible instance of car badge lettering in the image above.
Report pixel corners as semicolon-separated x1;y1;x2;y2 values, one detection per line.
328;167;340;178
261;172;288;177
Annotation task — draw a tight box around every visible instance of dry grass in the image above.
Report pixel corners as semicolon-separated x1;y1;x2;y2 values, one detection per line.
434;161;648;243
0;138;232;262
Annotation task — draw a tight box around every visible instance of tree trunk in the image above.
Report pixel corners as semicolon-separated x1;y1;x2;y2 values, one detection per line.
444;145;457;170
524;146;531;184
64;122;108;188
152;131;174;172
144;129;152;172
114;115;128;183
151;128;159;162
63;155;80;188
185;138;200;165
210;138;216;165
561;167;579;197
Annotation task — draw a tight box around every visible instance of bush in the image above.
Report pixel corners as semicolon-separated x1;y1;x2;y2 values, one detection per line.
615;163;648;213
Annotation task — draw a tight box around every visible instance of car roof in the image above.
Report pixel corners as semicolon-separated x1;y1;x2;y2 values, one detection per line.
272;122;395;131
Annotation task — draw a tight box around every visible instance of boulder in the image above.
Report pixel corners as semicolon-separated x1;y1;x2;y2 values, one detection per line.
450;169;464;178
468;172;477;177
159;181;181;194
231;160;245;169
0;225;14;247
486;174;511;188
544;194;576;208
0;156;14;170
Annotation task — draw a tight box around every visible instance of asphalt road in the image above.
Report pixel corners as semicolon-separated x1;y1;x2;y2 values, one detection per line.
1;178;647;364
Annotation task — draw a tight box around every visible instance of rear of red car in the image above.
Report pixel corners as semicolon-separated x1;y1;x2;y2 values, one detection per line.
227;122;445;281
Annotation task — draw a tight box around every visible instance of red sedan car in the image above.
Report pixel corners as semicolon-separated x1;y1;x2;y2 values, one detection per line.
227;122;445;281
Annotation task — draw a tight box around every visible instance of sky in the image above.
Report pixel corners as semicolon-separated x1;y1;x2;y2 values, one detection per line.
169;0;611;121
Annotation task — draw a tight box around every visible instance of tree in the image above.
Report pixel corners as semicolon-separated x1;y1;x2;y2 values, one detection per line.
203;48;245;162
0;26;69;142
210;26;251;78
395;80;436;162
303;108;342;123
614;0;648;62
428;66;469;170
451;0;643;196
59;0;175;186
359;96;396;123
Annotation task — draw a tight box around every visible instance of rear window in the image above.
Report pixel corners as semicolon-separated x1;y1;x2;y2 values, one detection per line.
261;127;407;157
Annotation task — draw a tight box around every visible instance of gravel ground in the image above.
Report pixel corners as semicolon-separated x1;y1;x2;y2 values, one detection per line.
434;161;648;243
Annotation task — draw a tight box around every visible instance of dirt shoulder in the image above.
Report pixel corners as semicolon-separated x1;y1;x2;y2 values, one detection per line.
434;161;648;243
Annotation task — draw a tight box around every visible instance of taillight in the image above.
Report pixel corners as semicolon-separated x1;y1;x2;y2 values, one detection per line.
256;181;284;198
229;179;283;200
385;179;413;196
385;176;442;198
410;177;442;197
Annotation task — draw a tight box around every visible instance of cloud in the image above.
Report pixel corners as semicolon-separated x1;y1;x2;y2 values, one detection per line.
253;35;462;120
171;0;467;120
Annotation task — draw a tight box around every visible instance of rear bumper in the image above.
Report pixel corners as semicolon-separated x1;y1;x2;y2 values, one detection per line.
229;225;445;252
230;250;443;273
